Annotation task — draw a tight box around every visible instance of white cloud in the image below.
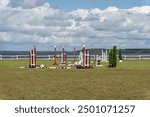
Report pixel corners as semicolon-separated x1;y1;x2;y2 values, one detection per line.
129;6;150;14
0;0;10;8
0;0;150;50
105;7;119;12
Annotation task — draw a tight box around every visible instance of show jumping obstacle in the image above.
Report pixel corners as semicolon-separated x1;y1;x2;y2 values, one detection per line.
83;49;90;67
27;45;92;69
53;46;57;65
29;46;36;68
76;45;91;68
61;46;67;64
101;49;108;62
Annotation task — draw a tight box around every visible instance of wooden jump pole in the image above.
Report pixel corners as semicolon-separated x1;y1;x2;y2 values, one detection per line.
61;46;66;64
53;46;57;65
83;45;85;67
29;46;36;68
34;45;36;66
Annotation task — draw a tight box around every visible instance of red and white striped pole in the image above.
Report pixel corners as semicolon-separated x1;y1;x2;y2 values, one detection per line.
62;46;66;64
83;45;85;67
62;46;64;64
82;44;90;68
34;45;36;67
29;46;36;68
29;51;31;67
31;49;34;67
86;50;88;67
84;50;90;68
33;48;36;68
53;46;57;65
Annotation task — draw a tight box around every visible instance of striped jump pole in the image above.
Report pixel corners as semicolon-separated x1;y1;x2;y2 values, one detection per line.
83;49;90;68
33;46;36;67
53;46;57;65
29;46;36;68
82;45;85;67
82;45;90;68
61;46;67;64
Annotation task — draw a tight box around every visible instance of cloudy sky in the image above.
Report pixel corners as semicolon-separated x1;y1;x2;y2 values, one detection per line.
0;0;150;51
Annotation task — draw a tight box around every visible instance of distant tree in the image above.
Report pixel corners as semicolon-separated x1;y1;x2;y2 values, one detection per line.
108;49;113;67
109;46;117;68
119;49;122;60
112;46;117;67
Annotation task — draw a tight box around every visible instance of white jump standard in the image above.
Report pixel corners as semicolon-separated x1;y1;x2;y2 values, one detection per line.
101;49;108;62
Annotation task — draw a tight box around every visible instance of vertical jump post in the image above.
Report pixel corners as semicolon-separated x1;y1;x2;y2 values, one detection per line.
82;45;85;67
29;46;36;68
61;46;67;64
83;49;90;68
82;45;90;68
34;45;36;66
101;49;108;62
53;46;57;65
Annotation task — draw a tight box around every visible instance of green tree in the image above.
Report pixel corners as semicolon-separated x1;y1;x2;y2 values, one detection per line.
108;50;113;67
119;49;122;60
112;46;117;67
108;46;117;68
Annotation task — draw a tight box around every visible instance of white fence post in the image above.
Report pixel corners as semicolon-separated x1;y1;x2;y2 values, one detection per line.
16;55;19;60
139;55;141;60
48;55;51;60
123;55;126;60
0;55;2;60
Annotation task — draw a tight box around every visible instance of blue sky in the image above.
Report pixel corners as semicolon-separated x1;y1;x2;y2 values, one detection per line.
48;0;150;10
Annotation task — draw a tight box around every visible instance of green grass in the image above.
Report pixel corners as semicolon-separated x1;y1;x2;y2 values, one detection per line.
0;59;150;100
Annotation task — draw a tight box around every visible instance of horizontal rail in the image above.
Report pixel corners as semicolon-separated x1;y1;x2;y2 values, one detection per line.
0;55;150;60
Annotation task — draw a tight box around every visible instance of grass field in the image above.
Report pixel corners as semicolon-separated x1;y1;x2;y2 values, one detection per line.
0;59;150;100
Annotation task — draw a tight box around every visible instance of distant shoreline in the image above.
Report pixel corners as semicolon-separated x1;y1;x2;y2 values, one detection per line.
0;48;150;55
